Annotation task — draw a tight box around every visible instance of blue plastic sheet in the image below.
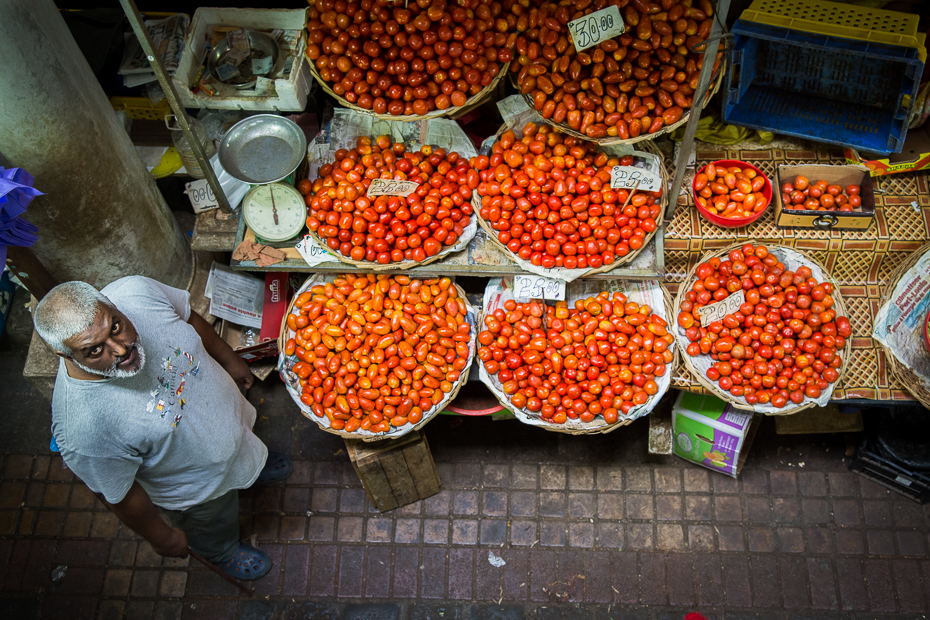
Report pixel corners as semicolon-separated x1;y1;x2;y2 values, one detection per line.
0;167;42;265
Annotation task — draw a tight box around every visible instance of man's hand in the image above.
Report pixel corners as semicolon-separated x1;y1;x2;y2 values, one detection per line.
225;354;254;391
150;526;189;558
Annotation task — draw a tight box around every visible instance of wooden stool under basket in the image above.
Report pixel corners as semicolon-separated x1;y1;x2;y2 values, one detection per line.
344;430;441;512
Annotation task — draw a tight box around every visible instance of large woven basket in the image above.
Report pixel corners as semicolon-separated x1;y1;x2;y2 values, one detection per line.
875;241;930;410
474;137;669;280
478;279;678;435
277;274;477;442
673;241;852;416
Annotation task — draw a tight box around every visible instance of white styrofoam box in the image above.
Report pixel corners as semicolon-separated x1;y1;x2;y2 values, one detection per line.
172;8;311;112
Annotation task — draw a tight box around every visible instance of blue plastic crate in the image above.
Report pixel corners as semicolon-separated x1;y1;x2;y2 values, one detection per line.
723;20;924;155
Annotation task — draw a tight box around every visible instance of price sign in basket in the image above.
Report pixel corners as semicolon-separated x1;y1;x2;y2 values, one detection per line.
568;6;625;52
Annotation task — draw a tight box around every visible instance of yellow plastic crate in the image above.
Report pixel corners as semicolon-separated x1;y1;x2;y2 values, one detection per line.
110;97;172;121
742;0;926;61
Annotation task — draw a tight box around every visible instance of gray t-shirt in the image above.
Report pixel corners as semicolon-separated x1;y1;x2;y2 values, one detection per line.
51;276;267;510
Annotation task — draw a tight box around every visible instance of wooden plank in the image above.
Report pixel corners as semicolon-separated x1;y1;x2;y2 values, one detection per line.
345;437;399;511
380;448;420;508
5;246;58;300
402;435;441;499
774;405;864;435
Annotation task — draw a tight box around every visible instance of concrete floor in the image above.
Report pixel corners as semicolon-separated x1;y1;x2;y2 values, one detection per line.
1;285;929;620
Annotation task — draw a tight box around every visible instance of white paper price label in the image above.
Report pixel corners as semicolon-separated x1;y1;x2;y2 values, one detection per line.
697;290;745;327
513;275;566;301
610;166;663;193
366;178;419;197
295;235;333;267
184;179;219;213
568;6;625;52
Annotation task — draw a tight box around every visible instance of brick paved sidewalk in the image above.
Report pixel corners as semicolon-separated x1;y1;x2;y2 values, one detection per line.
2;345;930;619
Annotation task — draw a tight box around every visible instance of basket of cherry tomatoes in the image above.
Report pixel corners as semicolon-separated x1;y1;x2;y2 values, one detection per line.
477;278;676;434
511;0;725;143
674;242;852;415
471;120;667;281
278;273;477;440
305;0;513;120
692;160;772;228
297;133;478;269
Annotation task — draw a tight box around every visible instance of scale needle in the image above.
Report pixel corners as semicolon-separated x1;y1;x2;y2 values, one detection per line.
270;186;279;226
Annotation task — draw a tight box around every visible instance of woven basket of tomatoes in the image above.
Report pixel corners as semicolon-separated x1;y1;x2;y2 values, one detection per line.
478;277;676;434
471;120;667;281
510;0;726;143
673;242;852;416
278;273;477;441
305;0;514;120
297;131;479;269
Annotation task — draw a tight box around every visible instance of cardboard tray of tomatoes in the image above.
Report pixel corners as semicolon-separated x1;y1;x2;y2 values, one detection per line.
477;277;677;435
277;273;478;441
296;109;480;271
673;242;852;416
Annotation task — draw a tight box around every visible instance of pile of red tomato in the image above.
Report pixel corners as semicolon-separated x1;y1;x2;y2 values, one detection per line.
677;243;851;409
299;136;473;264
472;122;662;270
694;162;768;220
478;291;673;426
781;176;862;212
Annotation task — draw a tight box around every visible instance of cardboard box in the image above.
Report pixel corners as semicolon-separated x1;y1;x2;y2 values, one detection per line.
172;8;312;111
773;164;875;231
672;391;760;478
845;123;930;176
219;272;291;361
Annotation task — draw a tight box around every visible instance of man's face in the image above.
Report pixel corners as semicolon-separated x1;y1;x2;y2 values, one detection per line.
62;303;145;378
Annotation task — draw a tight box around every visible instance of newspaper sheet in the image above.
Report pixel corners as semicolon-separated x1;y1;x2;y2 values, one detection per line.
206;262;264;329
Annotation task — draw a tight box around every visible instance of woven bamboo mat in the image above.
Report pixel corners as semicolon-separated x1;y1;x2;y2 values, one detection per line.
662;144;930;402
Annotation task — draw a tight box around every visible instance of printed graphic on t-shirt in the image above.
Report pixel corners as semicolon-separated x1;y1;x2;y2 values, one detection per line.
145;346;200;428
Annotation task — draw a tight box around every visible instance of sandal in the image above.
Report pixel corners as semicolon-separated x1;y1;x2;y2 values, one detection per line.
219;543;272;581
256;451;293;485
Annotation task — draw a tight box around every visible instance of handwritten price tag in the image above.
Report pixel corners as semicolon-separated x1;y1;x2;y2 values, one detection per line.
568;6;625;52
184;179;219;213
295;235;333;267
610;166;663;193
367;178;419;197
697;290;745;327
513;275;566;301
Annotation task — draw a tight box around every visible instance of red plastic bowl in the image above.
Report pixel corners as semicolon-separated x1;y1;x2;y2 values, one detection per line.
693;159;773;228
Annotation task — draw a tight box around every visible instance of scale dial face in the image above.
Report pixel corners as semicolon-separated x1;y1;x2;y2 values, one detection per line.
242;182;306;242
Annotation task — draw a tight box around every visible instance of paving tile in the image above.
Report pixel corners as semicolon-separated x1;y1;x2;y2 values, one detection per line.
715;496;743;522
893;559;926;613
867;530;896;555
640;552;667;605
610;551;640;604
15;509;33;535
656;524;685;550
449;548;475;600
310;488;338;513
43;596;97;620
779;555;810;609
773;497;800;524
836;529;865;555
663;553;693;607
452;520;478;545
313;461;340;485
365;546;393;598
483;464;509;488
539;492;566;518
501;548;528;601
688;525;715;551
280;515;307;541
863;558;896;612
897;529;927;556
798;471;828;496
420;547;447;599
454;491;479;516
131;570;160;597
99;600;125;620
598;494;623;520
802;498;831;524
3;455;32;479
289;460;312;484
683;468;710;493
367;517;393;543
57;539;108;565
556;549;585;602
253;515;280;541
655;469;681;493
584;550;611;603
540;465;566;490
625;467;652;492
24;482;44;507
568;522;594;548
154;601;182;620
336;546;364;598
455;463;481;488
90;512;119;538
713;474;740;494
423;519;449;544
807;558;838;609
398;502;422;517
283;487;309;512
529;548;556;602
568;466;594;491
482;491;508;517
307;515;334;541
627;523;653;550
741;469;769;495
722;555;752;607
108;540;137;566
253;544;283;598
859;477;892;499
62;511;92;537
337;516;363;542
47;457;73;482
511;520;537;547
656;495;682;521
340;488;369;513
894;501;926;527
34;510;64;536
716;525;745;552
103;568;132;596
392;546;419;598
423;490;450;516
776;527;805;553
597;522;623;549
539;521;565;547
685;495;712;521
863;500;893;526
695;553;724;607
807;526;836;554
180;600;236;620
480;520;507;545
0;482;24;509
748;526;776;552
833;498;861;526
159;571;188;598
31;456;49;480
750;555;780;608
626;495;654;520
512;464;538;489
596;466;623;491
828;472;859;497
395;518;421;544
770;470;797;495
569;493;595;519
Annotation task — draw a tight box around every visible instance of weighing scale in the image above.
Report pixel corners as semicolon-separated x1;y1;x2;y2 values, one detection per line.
241;182;306;244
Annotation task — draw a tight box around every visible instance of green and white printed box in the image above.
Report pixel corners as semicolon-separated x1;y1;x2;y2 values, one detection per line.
672;391;760;478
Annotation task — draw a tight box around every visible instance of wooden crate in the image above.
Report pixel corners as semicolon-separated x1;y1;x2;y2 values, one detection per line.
344;430;441;512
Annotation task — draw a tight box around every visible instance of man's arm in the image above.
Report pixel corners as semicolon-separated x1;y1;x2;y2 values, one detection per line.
101;482;188;557
187;310;253;390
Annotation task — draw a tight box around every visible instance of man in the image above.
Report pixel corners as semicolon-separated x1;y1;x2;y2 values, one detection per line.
33;276;291;580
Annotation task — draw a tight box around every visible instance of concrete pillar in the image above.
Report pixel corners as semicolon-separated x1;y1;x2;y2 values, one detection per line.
0;0;192;290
